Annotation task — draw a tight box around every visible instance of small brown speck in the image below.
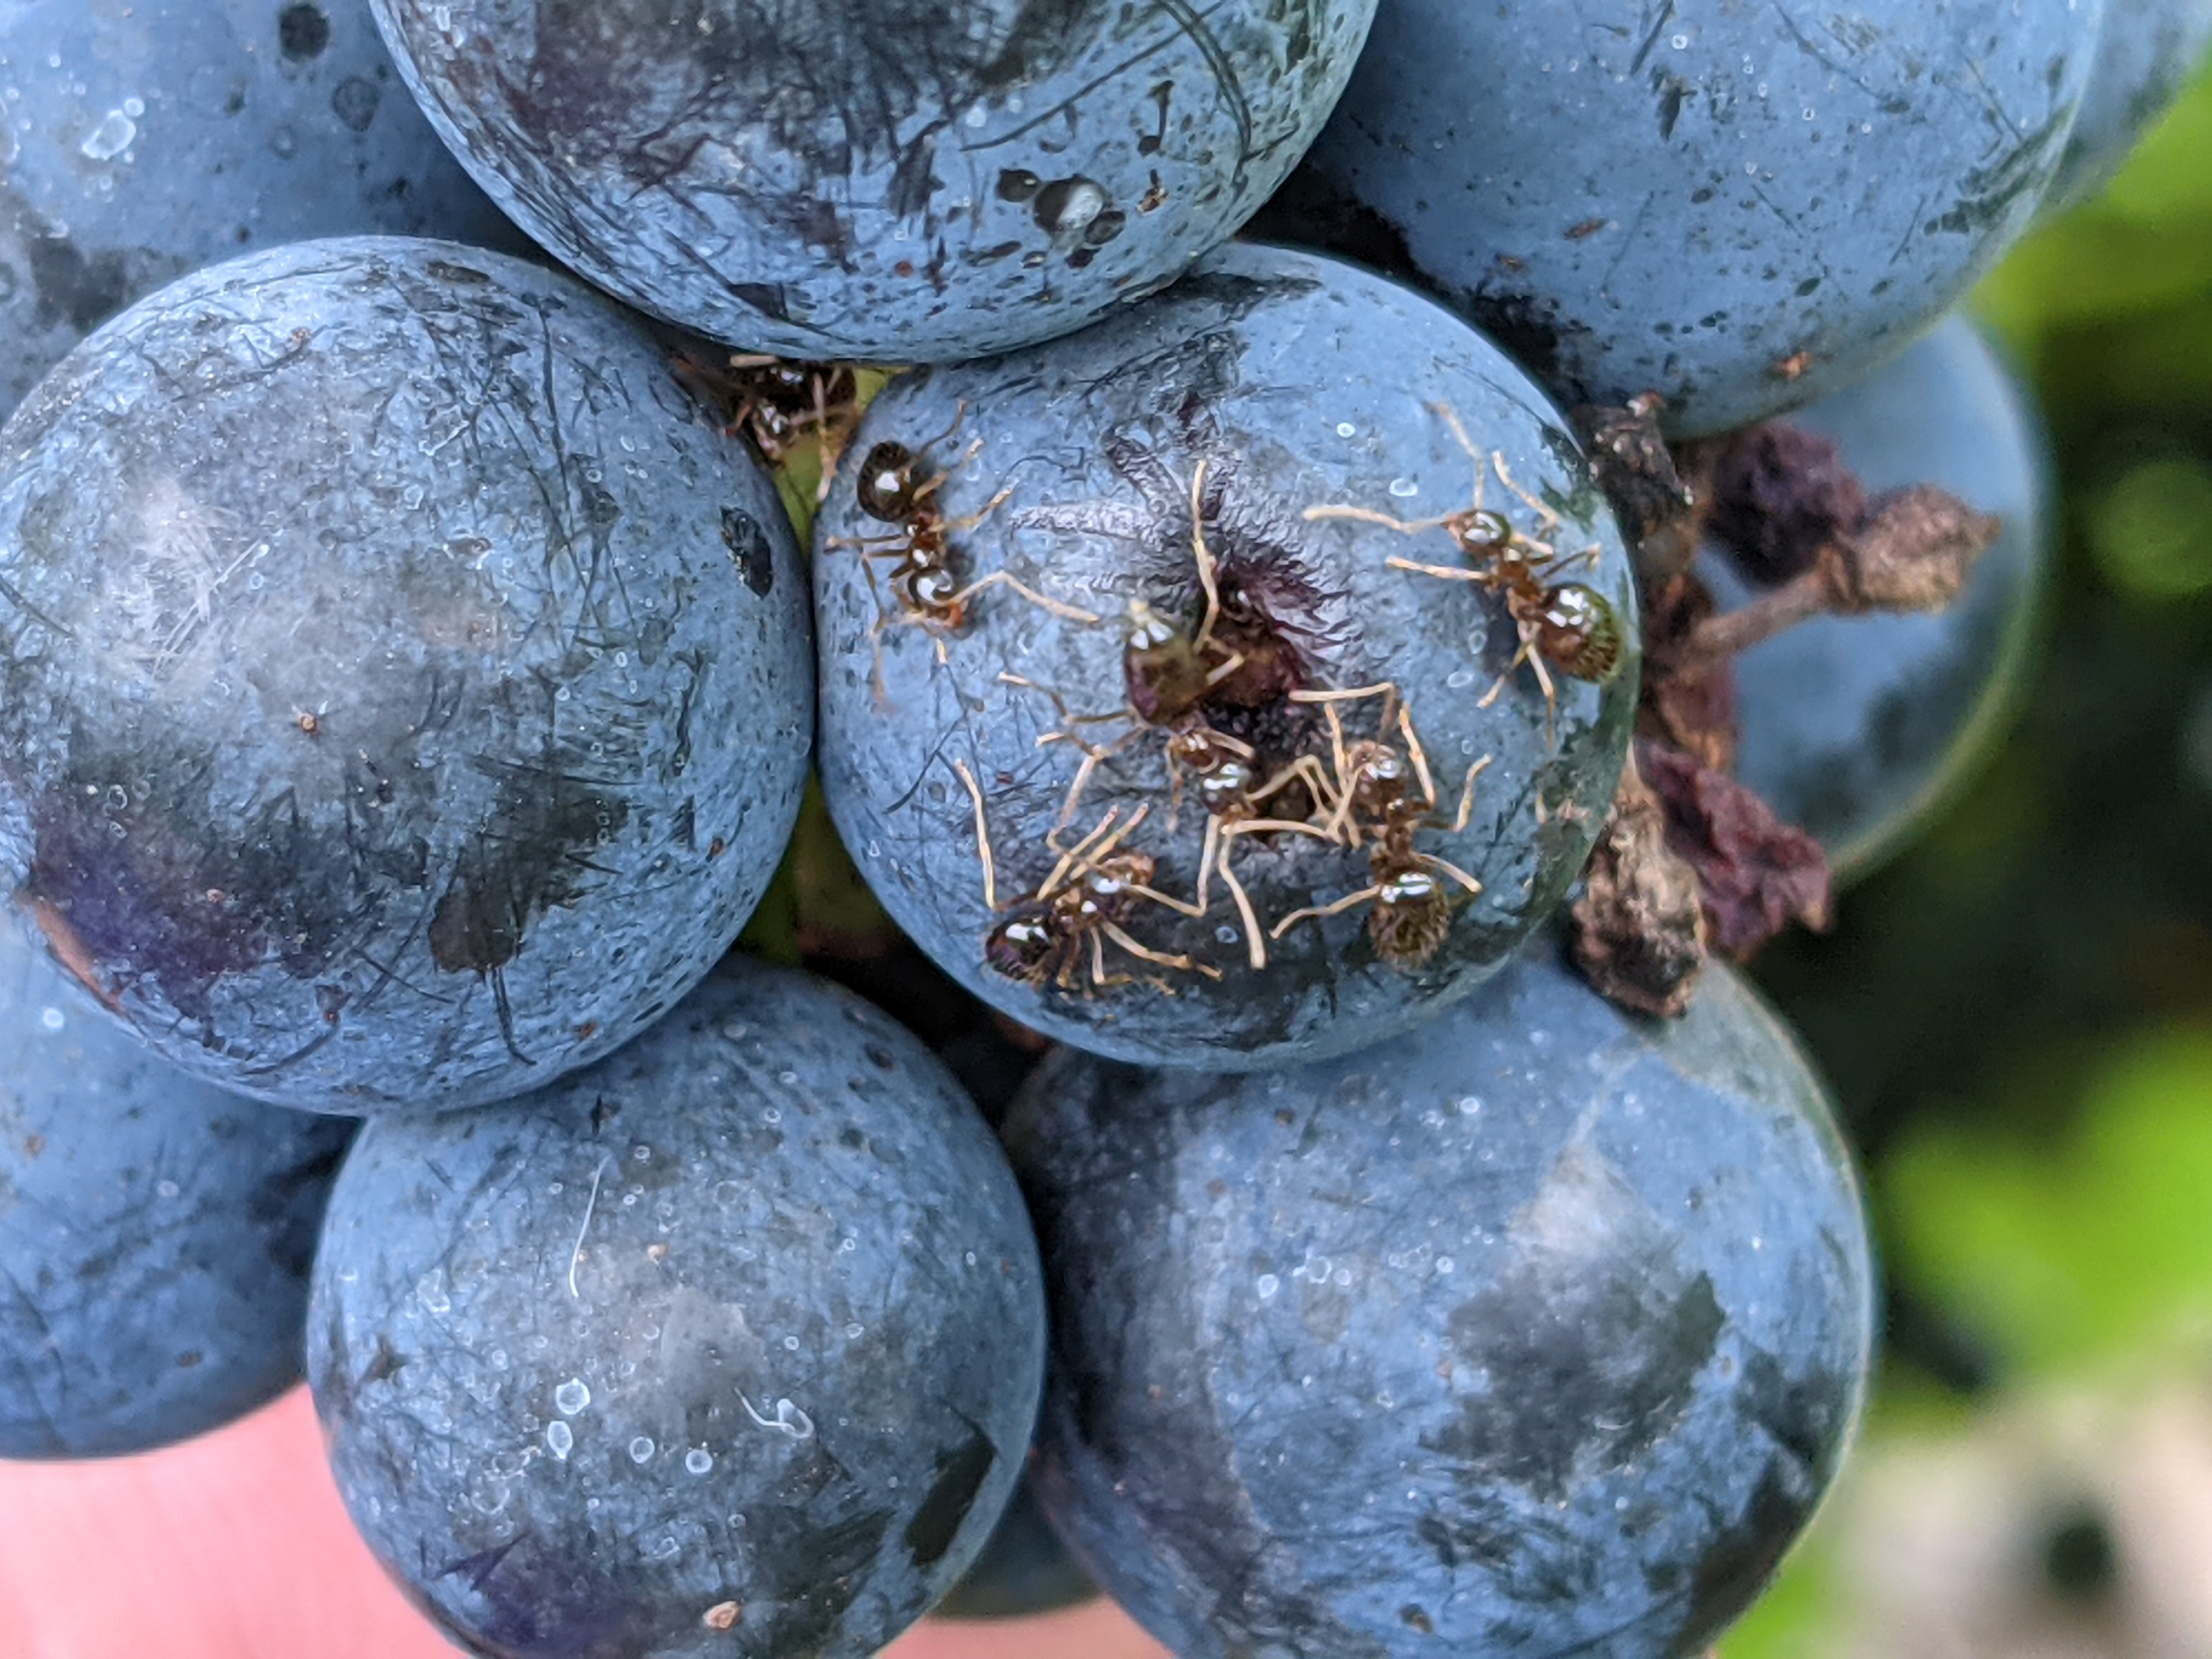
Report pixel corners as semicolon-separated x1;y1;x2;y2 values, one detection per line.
204;889;227;905
574;1020;599;1041
894;260;915;278
1772;349;1814;381
295;710;319;736
1565;216;1607;240
1275;1108;1296;1127
1139;171;1168;212
708;837;726;859
22;1134;43;1159
702;1601;742;1632
176;1350;203;1369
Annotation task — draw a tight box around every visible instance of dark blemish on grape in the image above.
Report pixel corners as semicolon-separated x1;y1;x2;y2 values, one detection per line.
358;1333;407;1389
731;282;798;325
330;76;382;133
278;3;331;61
24;235;130;335
1400;1604;1434;1633
436;1533;526;1594
721;507;776;596
904;1422;997;1566
748;1506;891;1651
1139;82;1173;154
1425;1149;1724;1500
1655;72;1689;139
427;759;633;1060
1565;217;1607;240
1664;1458;1816;1650
424;259;490;285
996;169;1042;204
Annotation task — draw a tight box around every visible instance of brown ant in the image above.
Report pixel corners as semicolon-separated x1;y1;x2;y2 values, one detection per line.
1303;403;1626;731
1269;683;1491;970
998;466;1339;968
829;409;1097;672
951;760;1219;992
671;351;861;496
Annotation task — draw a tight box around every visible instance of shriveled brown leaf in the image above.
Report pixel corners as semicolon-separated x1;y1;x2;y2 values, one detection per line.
1706;421;1865;584
1571;753;1708;1018
1639;741;1831;958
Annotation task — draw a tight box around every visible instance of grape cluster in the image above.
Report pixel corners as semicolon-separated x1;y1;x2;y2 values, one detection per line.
0;1;2191;1656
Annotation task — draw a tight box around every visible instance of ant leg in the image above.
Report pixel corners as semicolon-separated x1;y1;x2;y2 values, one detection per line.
1429;400;1490;511
1301;502;1455;535
1491;452;1564;539
940;570;1101;625
1101;921;1223;980
1041;805;1127;893
1396;702;1437;809
1269;885;1385;939
1385;555;1489;585
944;483;1015;535
951;759;1000;913
1042;804;1153;898
1413;852;1484;896
1190;461;1223;651
1447;754;1494;834
1200;648;1248;689
1216;842;1268;972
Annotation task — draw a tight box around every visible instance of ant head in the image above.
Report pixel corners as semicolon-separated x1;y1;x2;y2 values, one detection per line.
1452;507;1515;557
856;441;921;521
1124;598;1181;651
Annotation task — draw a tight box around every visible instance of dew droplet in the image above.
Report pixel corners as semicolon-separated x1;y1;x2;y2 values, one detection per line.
38;1007;63;1031
685;1448;714;1476
629;1436;655;1463
545;1420;573;1459
78;109;136;160
554;1379;590;1415
1256;1273;1280;1299
1335;421;1357;438
1387;476;1420;499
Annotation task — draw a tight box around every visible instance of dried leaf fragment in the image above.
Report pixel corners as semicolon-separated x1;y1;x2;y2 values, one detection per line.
1639;742;1831;958
1570;753;1708;1018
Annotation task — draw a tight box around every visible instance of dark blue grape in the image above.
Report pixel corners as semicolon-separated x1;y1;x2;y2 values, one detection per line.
0;915;351;1459
1271;0;2103;436
367;0;1377;361
2043;0;2212;214
308;959;1046;1659
0;237;810;1113
0;0;522;421
815;243;1637;1071
1004;941;1875;1658
1703;317;2052;878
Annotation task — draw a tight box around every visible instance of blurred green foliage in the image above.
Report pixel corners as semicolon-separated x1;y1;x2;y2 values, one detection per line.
1723;57;2212;1658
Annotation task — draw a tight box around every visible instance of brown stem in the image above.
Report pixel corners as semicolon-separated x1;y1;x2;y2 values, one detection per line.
1656;566;1830;670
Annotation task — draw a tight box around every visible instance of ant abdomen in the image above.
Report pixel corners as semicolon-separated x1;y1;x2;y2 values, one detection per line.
1534;583;1627;683
856;441;922;522
985;910;1058;982
1370;868;1453;968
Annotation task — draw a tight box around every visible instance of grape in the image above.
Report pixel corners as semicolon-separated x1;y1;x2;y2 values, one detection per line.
1266;0;2104;436
308;958;1045;1658
815;242;1637;1070
367;0;1378;363
2041;0;2212;215
0;237;810;1113
0;913;351;1459
1702;317;2051;877
0;0;522;421
1003;940;1874;1657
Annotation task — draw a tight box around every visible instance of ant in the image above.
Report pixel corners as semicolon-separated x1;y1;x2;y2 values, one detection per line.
672;351;860;496
1303;403;1626;732
952;760;1219;992
999;466;1339;968
1269;682;1492;970
829;408;1098;670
